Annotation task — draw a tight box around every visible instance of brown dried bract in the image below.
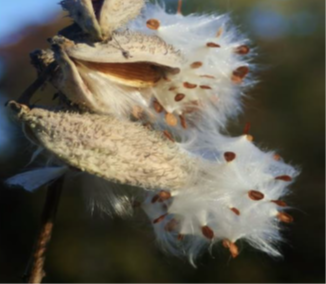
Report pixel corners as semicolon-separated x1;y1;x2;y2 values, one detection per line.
146;19;160;30
275;175;293;182
175;93;186;102
202;225;214;240
183;82;197;89
235;45;250;55
191;61;203;69
248;190;265;201
207;42;221;48
277;212;294;223
165;113;178;127
224;152;236;162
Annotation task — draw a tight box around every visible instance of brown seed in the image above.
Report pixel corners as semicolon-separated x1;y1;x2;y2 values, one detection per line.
183;82;197;89
200;85;212;90
277;212;294;223
158;190;172;202
232;66;249;84
243;122;251;135
191;61;203;69
165;113;178;127
224;152;236;162
153;100;164;113
230;207;241;216
163;130;175;142
235;45;250;55
207;42;221;48
248;190;265;201
177;0;183;14
223;240;239;258
271;200;288;207
146;19;160;30
164;219;178;232
153;214;168;224
200;75;216;79
151;195;160;203
179;115;187;129
175;93;186;102
202;225;214;240
275;175;293;182
169;86;178;91
246;135;254;142
273;154;282;161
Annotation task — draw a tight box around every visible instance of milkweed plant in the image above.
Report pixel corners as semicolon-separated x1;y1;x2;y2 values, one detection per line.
6;0;299;272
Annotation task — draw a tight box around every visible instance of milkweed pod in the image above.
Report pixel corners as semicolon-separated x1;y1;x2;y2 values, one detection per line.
60;0;103;41
51;33;182;116
99;0;145;39
6;101;195;191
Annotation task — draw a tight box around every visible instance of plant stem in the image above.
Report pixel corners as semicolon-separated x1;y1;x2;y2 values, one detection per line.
23;177;64;284
17;62;57;105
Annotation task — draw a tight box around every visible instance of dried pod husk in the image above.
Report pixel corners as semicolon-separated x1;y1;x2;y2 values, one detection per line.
61;0;145;40
7;101;195;190
99;0;145;39
60;0;103;41
51;33;182;117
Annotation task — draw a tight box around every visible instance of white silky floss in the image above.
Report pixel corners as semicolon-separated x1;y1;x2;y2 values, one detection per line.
6;1;299;263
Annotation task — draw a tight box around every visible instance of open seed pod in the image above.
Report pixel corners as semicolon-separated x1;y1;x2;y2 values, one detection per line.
51;33;182;117
61;0;145;40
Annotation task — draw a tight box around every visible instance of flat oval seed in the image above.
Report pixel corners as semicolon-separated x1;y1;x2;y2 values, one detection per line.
183;82;197;89
235;45;250;55
179;115;187;129
175;93;186;102
163;130;175;142
271;200;287;207
165;113;178;127
224;152;236;162
153;100;164;113
200;75;215;79
232;66;249;83
202;225;214;240
230;207;240;216
191;61;203;69
146;19;160;30
277;212;294;223
207;42;221;48
275;175;293;182
248;190;265;201
153;214;167;224
158;190;172;202
200;85;212;90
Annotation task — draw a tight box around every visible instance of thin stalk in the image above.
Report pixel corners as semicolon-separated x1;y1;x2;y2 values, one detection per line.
23;177;64;284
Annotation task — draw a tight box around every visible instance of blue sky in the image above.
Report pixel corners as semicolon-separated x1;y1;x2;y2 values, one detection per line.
0;0;61;44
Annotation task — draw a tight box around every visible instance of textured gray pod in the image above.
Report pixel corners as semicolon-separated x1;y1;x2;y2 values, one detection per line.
61;0;145;40
7;101;196;190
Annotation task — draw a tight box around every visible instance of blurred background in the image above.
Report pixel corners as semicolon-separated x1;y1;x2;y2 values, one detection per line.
0;0;324;282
